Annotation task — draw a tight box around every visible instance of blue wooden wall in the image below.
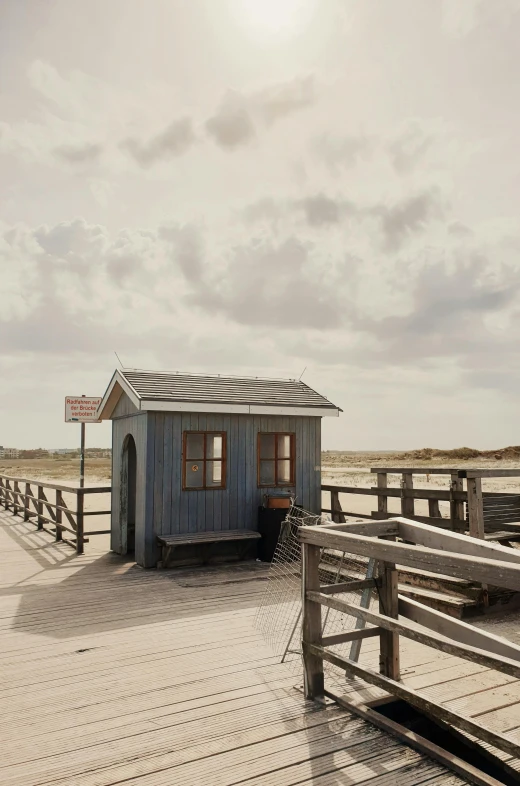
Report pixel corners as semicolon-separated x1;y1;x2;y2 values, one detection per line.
110;398;322;567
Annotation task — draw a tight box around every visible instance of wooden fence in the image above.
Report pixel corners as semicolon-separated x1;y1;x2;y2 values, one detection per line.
322;467;520;541
300;518;520;772
0;473;111;554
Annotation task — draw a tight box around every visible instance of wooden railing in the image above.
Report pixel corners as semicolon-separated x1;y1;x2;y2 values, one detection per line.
300;518;520;765
0;473;111;554
322;467;520;540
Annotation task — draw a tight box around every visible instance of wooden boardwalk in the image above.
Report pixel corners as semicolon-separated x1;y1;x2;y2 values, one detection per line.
1;509;518;786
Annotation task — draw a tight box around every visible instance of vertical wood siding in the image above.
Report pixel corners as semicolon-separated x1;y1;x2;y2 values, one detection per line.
112;393;139;418
147;412;321;538
111;411;149;564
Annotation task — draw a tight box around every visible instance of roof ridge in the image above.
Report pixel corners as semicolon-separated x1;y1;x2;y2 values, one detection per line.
122;368;304;384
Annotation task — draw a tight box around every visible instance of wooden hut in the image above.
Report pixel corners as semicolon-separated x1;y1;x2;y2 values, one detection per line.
97;369;341;567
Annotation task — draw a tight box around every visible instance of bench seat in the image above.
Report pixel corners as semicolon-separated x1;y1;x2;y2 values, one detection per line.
157;529;261;568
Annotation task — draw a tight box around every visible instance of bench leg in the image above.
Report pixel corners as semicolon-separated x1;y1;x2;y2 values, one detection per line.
161;545;173;569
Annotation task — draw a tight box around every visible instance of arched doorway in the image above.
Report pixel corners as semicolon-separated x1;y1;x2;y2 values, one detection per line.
120;434;137;554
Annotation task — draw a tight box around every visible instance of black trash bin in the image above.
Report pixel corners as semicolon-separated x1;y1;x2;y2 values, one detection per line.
257;506;289;562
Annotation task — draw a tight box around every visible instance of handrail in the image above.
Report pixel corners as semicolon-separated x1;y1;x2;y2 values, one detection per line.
0;474;111;493
0;473;111;554
300;519;520;761
322;467;520;540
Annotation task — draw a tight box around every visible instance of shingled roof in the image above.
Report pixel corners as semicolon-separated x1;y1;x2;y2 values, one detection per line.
98;369;341;419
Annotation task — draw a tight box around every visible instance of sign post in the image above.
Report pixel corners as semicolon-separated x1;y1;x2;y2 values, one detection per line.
80;420;86;488
65;396;102;487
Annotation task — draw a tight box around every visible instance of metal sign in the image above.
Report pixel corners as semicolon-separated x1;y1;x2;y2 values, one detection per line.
65;396;102;423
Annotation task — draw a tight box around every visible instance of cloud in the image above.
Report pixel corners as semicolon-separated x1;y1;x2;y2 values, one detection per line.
53;142;103;163
186;236;347;329
387;120;435;174
241;198;282;224
205;91;256;150
120;117;196;166
448;220;473;237
310;133;374;173
252;75;315;125
371;191;444;251
206;75;316;151
160;223;205;282
34;218;106;260
88;178;114;207
347;254;520;371
297;194;345;226
3;209;520;411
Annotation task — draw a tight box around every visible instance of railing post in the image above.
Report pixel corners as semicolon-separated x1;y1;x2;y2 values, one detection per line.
13;481;20;516
55;490;63;542
450;474;465;533
377;472;388;518
37;485;44;529
330;490;345;523
5;479;12;511
301;542;324;700
467;477;484;539
401;473;414;517
378;558;400;681
466;475;487;605
428;499;441;518
76;490;84;554
0;476;5;509
24;483;30;521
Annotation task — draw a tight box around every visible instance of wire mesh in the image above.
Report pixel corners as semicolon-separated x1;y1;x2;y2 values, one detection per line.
254;506;380;680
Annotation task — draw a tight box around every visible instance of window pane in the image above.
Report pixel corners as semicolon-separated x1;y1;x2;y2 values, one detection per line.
277;459;291;484
260;460;275;485
207;435;222;459
277;435;291;459
259;434;275;459
186;433;204;459
185;461;204;488
206;461;223;487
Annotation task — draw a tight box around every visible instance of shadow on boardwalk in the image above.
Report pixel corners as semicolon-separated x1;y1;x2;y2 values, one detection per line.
0;511;268;640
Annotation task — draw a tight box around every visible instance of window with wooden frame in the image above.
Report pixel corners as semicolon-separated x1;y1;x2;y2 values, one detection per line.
257;433;295;487
183;432;226;490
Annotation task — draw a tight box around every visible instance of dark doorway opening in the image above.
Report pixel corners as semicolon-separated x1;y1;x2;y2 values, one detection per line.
372;699;520;785
121;435;137;554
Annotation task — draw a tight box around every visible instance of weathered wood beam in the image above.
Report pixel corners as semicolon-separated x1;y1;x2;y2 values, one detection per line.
370;468;461;475
306;643;520;760
379;559;400;680
322;627;380;646
300;525;520;590
319;521;399;537
301;542;324;700
395;518;520;566
320;578;377;595
377;472;388;517
460;469;520;479
401;473;414;518
307;591;520;679
326;689;515;786
467;477;485;539
330;490;345;523
372;511;454;528
322;484;467;501
398;595;520;663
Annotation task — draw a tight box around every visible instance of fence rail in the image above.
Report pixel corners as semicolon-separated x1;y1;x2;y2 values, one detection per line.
0;473;111;554
322;467;520;540
300;519;520;764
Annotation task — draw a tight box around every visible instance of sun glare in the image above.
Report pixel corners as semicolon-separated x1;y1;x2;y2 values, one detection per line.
237;0;309;37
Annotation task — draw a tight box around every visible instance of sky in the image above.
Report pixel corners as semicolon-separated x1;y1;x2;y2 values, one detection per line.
1;0;520;451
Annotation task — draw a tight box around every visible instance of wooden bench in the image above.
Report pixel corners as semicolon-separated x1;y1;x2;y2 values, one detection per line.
157;529;261;568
